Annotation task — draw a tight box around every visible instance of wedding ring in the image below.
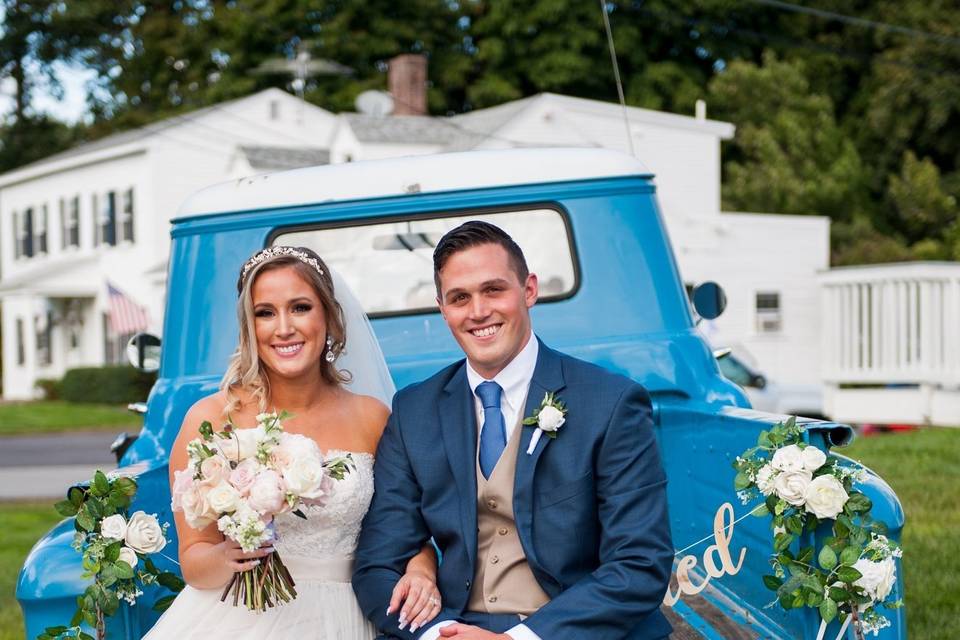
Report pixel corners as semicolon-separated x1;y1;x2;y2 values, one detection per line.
428;596;440;605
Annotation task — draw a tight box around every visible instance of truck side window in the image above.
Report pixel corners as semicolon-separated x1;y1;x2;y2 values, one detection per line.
273;208;577;316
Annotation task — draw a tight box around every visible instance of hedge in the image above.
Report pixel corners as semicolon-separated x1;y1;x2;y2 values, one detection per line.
60;366;157;404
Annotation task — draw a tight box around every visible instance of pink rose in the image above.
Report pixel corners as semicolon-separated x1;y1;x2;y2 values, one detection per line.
229;458;259;496
180;485;217;529
247;469;287;515
171;468;196;512
199;455;231;487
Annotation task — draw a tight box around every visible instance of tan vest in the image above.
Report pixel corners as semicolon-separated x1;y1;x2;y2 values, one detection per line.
468;410;551;615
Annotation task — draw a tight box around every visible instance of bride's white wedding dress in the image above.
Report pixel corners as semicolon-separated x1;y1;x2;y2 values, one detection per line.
144;450;378;639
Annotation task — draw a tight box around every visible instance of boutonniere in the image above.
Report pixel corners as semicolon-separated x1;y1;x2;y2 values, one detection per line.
524;392;567;455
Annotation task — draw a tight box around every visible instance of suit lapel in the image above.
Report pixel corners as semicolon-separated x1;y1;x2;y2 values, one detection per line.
514;341;566;568
439;363;479;570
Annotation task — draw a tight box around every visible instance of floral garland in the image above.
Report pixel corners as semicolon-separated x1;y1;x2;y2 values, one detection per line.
733;417;902;639
40;471;183;640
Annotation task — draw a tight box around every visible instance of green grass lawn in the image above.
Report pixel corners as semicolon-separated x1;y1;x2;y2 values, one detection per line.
842;427;960;639
0;502;65;640
0;401;139;436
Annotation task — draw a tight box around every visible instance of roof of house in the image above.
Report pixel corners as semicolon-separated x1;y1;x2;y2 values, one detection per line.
175;147;653;219
342;113;477;145
240;146;330;171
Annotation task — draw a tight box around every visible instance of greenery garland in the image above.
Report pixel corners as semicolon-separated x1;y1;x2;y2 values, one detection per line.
733;418;902;638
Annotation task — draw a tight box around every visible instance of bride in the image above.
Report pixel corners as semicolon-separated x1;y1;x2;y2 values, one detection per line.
145;246;440;638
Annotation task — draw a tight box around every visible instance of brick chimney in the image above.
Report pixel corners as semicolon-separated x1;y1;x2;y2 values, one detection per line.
388;54;427;116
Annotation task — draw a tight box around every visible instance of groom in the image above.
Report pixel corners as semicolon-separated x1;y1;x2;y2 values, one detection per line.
353;221;673;640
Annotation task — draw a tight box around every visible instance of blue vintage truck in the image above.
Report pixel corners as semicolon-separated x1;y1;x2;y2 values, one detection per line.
18;148;905;639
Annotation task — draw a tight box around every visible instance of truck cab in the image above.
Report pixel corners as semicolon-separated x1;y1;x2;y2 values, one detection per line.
18;148;905;639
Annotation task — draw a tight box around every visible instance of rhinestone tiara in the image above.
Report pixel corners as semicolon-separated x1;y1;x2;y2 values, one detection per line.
241;246;324;283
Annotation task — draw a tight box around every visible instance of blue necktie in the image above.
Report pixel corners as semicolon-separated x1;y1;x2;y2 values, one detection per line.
477;381;507;479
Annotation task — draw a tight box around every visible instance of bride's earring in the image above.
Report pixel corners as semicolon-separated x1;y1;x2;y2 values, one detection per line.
325;335;337;363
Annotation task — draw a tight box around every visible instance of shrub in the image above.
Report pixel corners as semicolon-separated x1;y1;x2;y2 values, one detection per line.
34;378;63;400
61;366;157;404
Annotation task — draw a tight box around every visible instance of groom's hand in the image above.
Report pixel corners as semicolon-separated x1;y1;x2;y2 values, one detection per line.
438;624;510;639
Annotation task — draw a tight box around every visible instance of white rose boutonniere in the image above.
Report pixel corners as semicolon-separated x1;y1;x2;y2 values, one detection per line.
524;392;567;455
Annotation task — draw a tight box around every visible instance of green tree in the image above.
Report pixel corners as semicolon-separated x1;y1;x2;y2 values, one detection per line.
708;52;868;220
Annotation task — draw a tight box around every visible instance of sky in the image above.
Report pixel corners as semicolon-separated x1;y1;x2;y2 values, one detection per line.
0;61;95;124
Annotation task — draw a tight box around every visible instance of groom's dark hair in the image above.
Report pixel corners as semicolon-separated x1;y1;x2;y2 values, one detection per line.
433;220;529;294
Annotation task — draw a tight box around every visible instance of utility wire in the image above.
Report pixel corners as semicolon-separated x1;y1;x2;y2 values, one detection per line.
744;0;960;48
599;0;635;157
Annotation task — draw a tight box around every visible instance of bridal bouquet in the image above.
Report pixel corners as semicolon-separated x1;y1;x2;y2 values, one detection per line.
733;417;902;639
172;411;352;612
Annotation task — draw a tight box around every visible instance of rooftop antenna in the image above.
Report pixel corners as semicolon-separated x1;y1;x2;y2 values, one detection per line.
250;42;354;122
599;0;635;157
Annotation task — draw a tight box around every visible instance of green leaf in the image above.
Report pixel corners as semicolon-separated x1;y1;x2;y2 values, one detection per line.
153;594;178;611
836;566;863;583
846;492;872;513
806;590;823;607
79;633;96;640
763;574;783;590
774;532;794;553
104;541;121;562
734;471;751;490
114;476;137;497
82;610;96;627
840;545;861;566
92;470;110;496
143;557;159;575
798;546;815;565
829;586;852;602
70;605;83;627
68;486;85;507
75;508;95;532
786;515;804;535
751;503;770;517
157;572;186;592
115;561;134;580
820;597;838;624
55;499;80;517
819;545;838;570
758;430;772;447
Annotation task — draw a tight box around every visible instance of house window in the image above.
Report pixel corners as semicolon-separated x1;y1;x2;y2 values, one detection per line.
13;211;20;259
99;191;117;246
102;312;133;364
92;194;99;246
755;292;782;333
20;208;35;257
60;196;80;248
36;204;48;254
273;208;578;316
121;188;135;242
16;318;26;365
269;100;280;120
36;311;53;366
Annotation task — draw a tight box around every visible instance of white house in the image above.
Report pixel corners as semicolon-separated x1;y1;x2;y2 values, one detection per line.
0;63;831;404
0;89;337;399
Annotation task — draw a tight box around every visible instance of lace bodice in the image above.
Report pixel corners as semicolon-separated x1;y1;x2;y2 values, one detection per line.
274;450;374;558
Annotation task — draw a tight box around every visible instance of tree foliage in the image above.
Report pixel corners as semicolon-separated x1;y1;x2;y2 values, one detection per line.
0;0;957;266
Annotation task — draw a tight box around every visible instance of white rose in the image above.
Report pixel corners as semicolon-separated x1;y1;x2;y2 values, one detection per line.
801;446;827;472
100;514;128;541
773;469;812;506
537;406;565;432
180;485;216;530
803;474;849;520
771;444;805;472
207;481;241;514
283;455;329;500
124;511;167;554
853;557;897;603
117;546;139;567
216;427;263;462
755;464;776;496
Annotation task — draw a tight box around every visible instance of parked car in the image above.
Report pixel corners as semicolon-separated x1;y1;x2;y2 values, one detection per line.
716;347;828;420
18;148;905;639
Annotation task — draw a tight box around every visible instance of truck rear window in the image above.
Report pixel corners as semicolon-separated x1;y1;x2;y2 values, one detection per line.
273;208;577;316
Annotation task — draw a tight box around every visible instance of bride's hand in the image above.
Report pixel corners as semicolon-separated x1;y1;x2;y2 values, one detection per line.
388;569;442;633
217;539;275;572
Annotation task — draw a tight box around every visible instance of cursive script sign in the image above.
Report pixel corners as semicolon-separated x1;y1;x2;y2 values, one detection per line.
663;502;747;606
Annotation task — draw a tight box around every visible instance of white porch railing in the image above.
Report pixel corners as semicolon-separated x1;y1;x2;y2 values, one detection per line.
819;262;960;425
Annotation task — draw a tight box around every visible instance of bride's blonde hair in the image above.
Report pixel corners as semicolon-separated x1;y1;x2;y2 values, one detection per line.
220;248;350;415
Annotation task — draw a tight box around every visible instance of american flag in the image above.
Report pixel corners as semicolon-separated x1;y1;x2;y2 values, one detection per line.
107;282;150;335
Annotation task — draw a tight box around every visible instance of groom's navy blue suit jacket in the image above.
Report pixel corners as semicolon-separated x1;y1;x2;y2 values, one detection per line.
353;340;674;639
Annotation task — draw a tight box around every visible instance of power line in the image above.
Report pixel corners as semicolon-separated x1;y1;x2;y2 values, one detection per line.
744;0;960;48
600;0;635;157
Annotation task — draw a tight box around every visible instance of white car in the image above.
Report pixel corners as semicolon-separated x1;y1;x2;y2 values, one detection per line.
715;348;827;420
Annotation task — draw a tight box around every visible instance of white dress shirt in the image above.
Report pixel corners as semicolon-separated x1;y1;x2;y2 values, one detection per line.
418;333;542;640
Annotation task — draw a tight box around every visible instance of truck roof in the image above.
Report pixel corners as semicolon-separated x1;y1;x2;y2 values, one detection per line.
174;147;653;220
